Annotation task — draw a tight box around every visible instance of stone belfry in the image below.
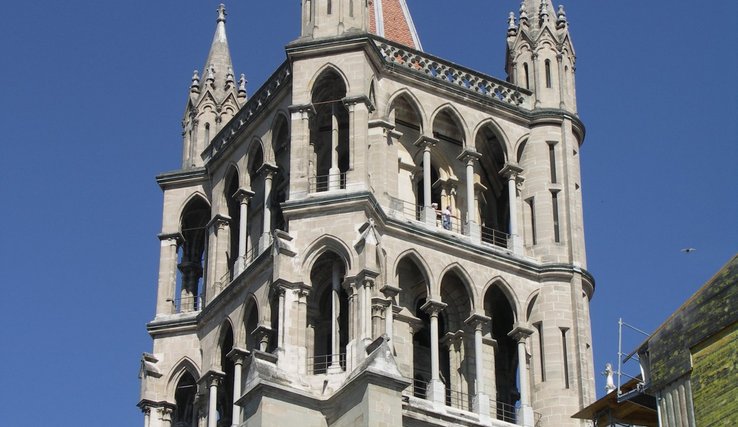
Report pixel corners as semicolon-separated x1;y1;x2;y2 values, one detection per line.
139;1;595;426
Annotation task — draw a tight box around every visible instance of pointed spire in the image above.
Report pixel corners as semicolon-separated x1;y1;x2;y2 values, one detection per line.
202;4;235;96
508;12;518;36
238;73;248;102
539;0;550;22
190;70;201;95
519;1;529;27
556;5;568;29
520;0;555;29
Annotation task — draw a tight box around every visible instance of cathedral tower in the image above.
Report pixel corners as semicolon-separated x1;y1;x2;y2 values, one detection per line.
140;2;595;426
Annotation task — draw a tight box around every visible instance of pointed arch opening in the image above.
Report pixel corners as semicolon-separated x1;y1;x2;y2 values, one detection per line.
177;196;210;312
439;270;474;409
217;322;235;426
272;115;290;232
429;108;465;228
484;284;519;422
247;142;265;256
173;371;197;427
244;297;259;352
310;69;349;192
224;166;240;278
475;123;510;246
307;251;349;374
394;254;432;398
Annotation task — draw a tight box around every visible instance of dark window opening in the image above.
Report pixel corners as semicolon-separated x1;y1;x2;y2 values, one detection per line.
535;322;545;382
552;191;560;243
561;328;570;389
548;142;558;183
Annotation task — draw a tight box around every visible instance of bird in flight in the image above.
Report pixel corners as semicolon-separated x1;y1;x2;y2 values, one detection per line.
681;248;697;253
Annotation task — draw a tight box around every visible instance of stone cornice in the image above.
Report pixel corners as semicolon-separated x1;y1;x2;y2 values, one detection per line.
281;191;596;294
147;313;198;337
157;232;184;243
156;167;208;189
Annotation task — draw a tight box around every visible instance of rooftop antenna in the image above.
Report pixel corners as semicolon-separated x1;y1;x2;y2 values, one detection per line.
616;317;650;397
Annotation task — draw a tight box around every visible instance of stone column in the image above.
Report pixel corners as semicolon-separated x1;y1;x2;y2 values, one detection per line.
206;373;223;427
458;149;482;240
142;407;151;427
466;314;492;420
381;285;401;343
329;103;341;190
509;325;535;427
414;136;438;224
277;286;287;350
421;299;448;404
329;261;342;371
156;233;181;315
234;189;254;274
288;104;315;198
501;164;524;255
371;298;388;339
258;165;277;251
228;349;248;427
361;278;375;341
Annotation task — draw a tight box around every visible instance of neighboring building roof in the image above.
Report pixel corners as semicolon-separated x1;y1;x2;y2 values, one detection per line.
572;377;657;426
638;255;738;391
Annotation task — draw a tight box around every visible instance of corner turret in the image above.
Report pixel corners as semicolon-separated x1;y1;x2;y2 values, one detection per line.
181;4;246;169
506;1;577;112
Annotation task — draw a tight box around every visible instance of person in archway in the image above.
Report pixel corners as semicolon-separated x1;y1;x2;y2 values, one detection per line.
442;206;452;230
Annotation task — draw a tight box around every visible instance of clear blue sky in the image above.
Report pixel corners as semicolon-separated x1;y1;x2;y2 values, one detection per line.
0;1;735;425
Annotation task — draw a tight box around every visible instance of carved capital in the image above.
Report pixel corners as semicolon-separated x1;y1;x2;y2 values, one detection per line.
206;214;231;231
288;103;316;117
234;188;255;203
420;299;447;316
457;148;482;164
227;347;250;365
256;162;279;178
413;135;439;149
464;313;491;330
158;232;184;246
380;284;401;298
201;370;225;388
500;163;524;179
508;323;535;342
342;95;375;113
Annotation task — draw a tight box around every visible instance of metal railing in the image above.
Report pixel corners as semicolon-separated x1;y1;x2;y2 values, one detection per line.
490;398;518;424
308;173;348;193
403;379;543;425
306;353;346;375
388;196;424;221
481;225;510;248
213;269;232;293
387;197;467;235
170;294;202;313
446;386;472;411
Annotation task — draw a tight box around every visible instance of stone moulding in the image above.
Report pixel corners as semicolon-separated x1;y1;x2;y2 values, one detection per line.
202;62;292;165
